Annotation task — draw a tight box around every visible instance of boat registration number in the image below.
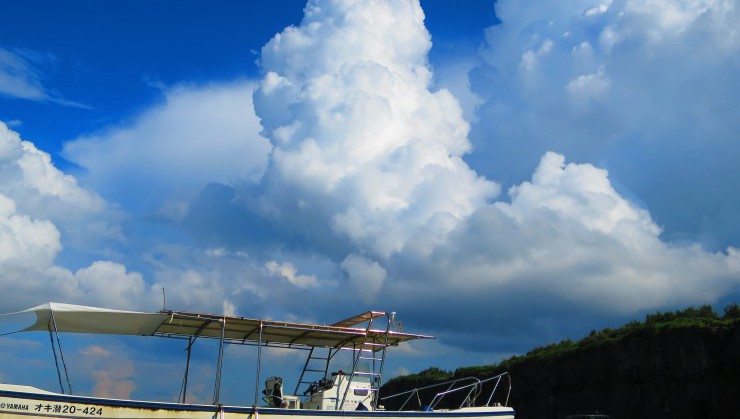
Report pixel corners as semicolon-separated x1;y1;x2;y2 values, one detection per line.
32;403;104;416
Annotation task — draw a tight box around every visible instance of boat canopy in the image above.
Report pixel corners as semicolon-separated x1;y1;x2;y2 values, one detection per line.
5;303;432;351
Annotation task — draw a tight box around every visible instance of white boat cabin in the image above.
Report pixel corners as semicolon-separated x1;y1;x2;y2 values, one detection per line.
263;370;375;411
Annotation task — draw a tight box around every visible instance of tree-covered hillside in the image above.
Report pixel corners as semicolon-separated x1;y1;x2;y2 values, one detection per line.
381;304;740;418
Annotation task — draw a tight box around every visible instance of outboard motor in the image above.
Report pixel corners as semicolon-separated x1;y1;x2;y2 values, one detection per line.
263;376;285;407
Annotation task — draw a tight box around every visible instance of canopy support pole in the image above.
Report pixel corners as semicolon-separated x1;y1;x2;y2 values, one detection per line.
253;321;264;406
180;320;214;403
213;318;226;404
47;326;65;394
49;308;73;395
180;336;193;403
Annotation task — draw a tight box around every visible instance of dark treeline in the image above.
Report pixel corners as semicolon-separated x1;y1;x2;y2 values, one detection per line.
380;304;740;418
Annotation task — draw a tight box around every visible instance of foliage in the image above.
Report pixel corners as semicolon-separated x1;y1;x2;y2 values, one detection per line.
416;367;454;380
645;304;718;324
383;303;740;388
384;367;452;387
454;364;503;379
512;303;739;364
724;303;740;319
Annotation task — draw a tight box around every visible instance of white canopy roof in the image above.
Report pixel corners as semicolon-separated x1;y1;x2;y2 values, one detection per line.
4;303;432;351
16;302;169;335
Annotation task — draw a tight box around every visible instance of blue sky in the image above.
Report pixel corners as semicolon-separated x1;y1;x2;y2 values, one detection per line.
1;0;739;406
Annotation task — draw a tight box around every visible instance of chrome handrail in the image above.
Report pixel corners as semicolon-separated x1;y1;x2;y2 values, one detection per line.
428;378;481;409
380;372;510;411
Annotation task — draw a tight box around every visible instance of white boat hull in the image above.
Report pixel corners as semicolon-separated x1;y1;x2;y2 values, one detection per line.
0;384;515;419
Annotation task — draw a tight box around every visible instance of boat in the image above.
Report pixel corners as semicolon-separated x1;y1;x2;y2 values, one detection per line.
0;302;515;418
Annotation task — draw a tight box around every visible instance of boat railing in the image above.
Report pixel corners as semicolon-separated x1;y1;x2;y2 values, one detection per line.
380;372;511;411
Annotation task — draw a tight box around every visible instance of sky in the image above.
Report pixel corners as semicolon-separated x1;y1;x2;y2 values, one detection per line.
1;0;739;406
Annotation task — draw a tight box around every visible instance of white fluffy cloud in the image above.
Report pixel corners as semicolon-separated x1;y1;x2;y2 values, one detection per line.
62;81;272;217
495;153;740;311
0;193;60;267
501;152;658;237
390;153;740;319
0;122;151;311
254;0;498;259
241;0;740;323
0;122;106;216
0;195;150;311
469;0;740;247
265;260;319;289
73;261;147;309
0;122;121;253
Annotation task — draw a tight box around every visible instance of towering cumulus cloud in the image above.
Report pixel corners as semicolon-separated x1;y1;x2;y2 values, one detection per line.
254;0;498;264
249;0;740;330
